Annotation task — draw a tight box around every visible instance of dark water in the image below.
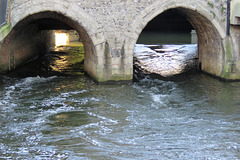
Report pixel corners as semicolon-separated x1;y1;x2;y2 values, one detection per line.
137;32;191;44
0;46;240;160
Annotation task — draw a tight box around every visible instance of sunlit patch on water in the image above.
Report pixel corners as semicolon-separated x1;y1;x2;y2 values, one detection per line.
47;111;89;127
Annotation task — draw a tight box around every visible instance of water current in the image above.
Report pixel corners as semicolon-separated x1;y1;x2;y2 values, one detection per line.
0;45;240;160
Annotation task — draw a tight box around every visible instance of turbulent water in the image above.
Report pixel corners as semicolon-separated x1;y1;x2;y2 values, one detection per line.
0;48;240;159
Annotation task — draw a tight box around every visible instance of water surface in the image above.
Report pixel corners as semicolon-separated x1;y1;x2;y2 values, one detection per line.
0;45;240;160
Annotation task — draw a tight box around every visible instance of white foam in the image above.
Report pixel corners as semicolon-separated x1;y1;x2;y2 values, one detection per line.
16;76;57;87
134;44;156;55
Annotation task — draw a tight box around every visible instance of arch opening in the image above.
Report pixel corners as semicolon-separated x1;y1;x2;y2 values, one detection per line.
134;7;224;80
0;11;95;78
137;9;195;44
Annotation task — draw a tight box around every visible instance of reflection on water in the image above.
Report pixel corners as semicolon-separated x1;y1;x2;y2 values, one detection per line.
5;45;84;78
50;46;84;75
47;111;89;127
137;32;191;44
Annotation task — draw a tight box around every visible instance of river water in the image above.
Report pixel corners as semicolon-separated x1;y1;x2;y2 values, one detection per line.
0;45;240;159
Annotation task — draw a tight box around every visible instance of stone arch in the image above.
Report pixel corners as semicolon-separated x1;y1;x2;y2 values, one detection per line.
10;1;102;37
0;2;106;80
128;1;226;78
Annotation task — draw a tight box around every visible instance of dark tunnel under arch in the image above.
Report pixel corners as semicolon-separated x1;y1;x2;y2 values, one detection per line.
0;11;95;75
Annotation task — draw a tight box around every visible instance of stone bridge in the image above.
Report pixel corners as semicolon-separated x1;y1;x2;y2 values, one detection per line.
0;0;240;82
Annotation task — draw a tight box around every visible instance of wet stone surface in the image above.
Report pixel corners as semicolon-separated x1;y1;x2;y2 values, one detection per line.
134;44;199;78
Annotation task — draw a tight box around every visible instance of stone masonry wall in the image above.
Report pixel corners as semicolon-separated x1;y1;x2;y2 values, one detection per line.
9;0;229;51
1;0;240;81
10;0;228;39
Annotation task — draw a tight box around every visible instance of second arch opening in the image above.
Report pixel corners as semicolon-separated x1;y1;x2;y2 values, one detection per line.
134;8;200;80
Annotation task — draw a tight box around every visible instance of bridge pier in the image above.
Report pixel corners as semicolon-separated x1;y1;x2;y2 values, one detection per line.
85;41;133;83
221;26;240;80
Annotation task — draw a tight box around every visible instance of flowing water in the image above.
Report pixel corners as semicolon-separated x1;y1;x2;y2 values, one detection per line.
0;45;240;160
